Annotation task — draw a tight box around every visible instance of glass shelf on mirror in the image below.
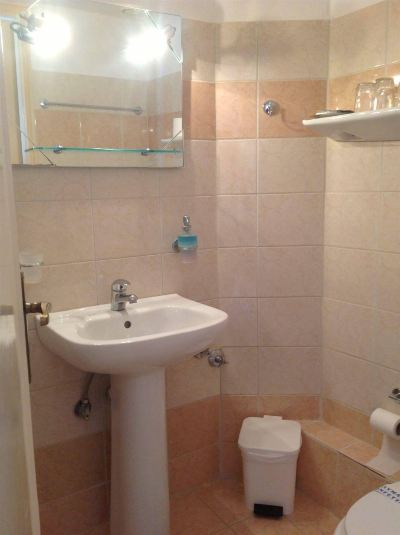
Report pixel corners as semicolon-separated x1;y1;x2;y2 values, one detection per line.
25;145;182;155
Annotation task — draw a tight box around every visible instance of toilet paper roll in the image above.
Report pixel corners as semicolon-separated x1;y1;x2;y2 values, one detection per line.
370;408;400;440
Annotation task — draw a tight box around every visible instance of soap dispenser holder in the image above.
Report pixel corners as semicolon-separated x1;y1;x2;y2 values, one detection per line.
172;215;198;253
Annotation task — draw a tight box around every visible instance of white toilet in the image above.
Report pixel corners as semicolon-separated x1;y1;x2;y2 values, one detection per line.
334;481;400;535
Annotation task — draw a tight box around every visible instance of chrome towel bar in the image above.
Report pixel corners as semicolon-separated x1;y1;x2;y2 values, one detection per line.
39;98;143;115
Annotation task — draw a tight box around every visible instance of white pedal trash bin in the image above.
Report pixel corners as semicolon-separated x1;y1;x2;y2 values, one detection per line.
238;416;302;515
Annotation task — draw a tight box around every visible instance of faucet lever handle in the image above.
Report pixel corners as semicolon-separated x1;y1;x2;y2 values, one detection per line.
111;279;131;292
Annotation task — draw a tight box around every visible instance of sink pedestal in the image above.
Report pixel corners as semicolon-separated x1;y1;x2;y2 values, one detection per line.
110;369;170;535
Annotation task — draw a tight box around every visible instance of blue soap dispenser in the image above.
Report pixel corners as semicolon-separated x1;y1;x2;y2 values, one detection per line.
173;215;198;263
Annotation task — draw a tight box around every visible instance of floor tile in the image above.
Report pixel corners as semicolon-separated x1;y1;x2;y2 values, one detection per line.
196;479;250;525
170;492;226;535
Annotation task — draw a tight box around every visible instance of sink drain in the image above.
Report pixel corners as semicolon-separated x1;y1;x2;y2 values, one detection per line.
124;321;132;328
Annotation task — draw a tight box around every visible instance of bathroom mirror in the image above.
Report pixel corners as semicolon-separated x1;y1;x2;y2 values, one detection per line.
5;0;183;167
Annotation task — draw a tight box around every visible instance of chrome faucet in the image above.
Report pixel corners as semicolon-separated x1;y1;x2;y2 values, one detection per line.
110;279;138;311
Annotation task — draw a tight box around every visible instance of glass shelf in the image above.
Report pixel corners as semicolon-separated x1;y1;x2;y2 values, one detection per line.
25;145;182;154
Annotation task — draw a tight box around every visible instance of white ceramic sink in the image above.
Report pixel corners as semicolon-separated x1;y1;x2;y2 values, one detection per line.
36;294;228;375
35;293;228;535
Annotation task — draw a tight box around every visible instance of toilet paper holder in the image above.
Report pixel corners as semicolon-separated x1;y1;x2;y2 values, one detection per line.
389;388;400;404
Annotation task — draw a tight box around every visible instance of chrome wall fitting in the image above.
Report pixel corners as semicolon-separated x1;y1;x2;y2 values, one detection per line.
195;348;227;368
24;301;51;326
263;100;280;116
389;388;400;404
74;397;92;420
74;373;95;420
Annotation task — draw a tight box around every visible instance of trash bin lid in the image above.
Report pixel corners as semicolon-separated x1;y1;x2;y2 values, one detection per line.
238;417;301;456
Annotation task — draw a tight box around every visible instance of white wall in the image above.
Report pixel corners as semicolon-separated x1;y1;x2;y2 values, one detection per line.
6;0;384;22
3;0;330;21
330;0;383;18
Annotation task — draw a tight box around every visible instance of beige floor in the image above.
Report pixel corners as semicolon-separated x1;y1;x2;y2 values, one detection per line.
90;479;340;535
170;479;341;535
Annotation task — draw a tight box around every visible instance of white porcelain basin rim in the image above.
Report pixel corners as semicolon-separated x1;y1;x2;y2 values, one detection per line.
36;294;228;375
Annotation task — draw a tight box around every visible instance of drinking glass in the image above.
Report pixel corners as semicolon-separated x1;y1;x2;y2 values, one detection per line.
373;77;395;110
354;82;376;112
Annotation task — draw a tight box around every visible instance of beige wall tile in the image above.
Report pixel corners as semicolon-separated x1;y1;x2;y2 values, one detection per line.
378;192;400;253
182;19;216;82
348;439;383;465
215;22;258;81
159;141;217;197
257;246;323;297
324;247;378;307
258;347;321;395
183;81;215;140
333;455;385;518
25;262;97;312
216;82;257;139
31;376;110;448
39;484;108;535
34;109;81;148
327;67;385;110
80;112;122;149
258;80;326;138
216;140;257;194
297;435;338;510
374;309;400;370
258;297;321;347
162;249;218;301
382;143;400;191
329;2;386;78
166;357;220;409
258;20;329;80
161;195;217;251
121;115;149;149
35;433;106;504
14;166;91;201
323;298;375;360
16;201;94;264
259;395;320;419
167;396;219;458
258;194;324;246
387;0;400;64
217;298;258;347
324;193;379;249
217;195;257;247
221;395;258;442
96;255;162;303
301;420;355;451
220;443;242;479
92;198;162;259
323;349;400;414
322;398;373;444
29;330;84;391
169;444;219;494
218;247;257;297
378;252;400;313
258;138;325;194
90;168;159;199
221;347;258;395
326;140;382;192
